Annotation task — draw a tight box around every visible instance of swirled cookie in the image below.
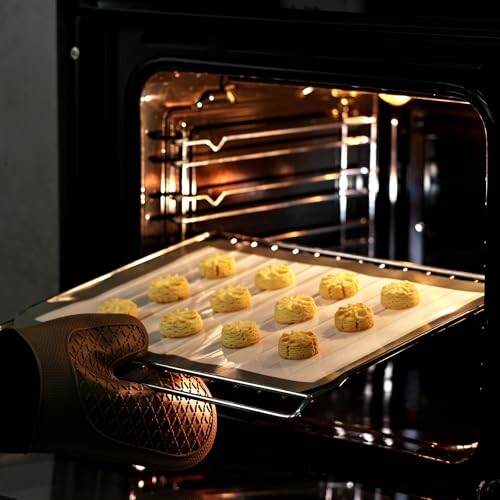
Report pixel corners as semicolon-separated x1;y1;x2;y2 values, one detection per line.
97;298;139;318
381;280;420;309
255;264;295;290
210;285;252;313
159;308;204;338
335;302;374;332
319;270;360;300
274;294;317;324
199;253;236;279
221;320;261;348
278;330;320;360
148;274;191;303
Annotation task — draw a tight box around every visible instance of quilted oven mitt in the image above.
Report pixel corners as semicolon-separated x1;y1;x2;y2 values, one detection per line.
1;313;217;470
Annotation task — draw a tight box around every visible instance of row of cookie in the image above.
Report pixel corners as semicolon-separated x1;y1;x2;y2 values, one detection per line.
157;311;318;361
221;320;319;361
97;277;420;328
200;253;360;297
138;268;419;310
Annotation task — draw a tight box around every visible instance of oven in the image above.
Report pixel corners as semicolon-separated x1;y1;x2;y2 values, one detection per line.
5;2;500;498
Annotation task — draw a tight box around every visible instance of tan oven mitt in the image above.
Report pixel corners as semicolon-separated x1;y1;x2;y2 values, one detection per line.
0;313;217;470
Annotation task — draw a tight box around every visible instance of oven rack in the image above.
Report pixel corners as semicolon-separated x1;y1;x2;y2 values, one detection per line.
146;110;378;253
142;87;378;254
153;167;368;207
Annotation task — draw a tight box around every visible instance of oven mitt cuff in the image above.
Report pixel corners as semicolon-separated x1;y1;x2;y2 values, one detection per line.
11;313;217;470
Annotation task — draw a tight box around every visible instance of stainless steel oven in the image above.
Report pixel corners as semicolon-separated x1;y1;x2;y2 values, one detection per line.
5;1;500;498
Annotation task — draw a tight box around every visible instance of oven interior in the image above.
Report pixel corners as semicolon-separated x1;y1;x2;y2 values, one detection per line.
139;71;485;274
133;70;486;467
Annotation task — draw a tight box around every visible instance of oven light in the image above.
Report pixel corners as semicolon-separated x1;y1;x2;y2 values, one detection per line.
292;248;299;255
140;95;155;103
379;93;412;106
302;86;314;96
250;241;258;248
230;237;238;245
133;464;146;471
314;252;320;258
271;244;279;252
196;101;203;109
414;222;424;232
137;480;145;489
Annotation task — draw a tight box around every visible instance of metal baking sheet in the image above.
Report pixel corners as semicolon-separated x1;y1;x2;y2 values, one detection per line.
25;232;484;395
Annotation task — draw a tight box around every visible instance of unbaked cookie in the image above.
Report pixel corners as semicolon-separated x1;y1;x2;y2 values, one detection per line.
381;280;420;309
159;308;204;338
319;270;360;300
335;302;374;332
210;285;252;313
97;298;139;318
221;320;261;348
278;330;320;360
199;253;236;279
148;274;191;303
255;264;295;290
274;294;317;324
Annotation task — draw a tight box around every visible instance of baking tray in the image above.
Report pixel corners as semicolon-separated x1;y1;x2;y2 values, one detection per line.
15;231;484;418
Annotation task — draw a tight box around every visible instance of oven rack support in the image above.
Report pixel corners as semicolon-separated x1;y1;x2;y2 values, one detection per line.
140;79;379;257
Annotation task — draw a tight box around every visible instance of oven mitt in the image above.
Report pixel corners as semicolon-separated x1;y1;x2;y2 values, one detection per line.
1;313;217;470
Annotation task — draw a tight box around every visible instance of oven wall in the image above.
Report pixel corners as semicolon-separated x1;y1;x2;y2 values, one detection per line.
0;0;59;323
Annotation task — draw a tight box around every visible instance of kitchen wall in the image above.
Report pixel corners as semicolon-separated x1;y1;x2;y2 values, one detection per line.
0;0;59;324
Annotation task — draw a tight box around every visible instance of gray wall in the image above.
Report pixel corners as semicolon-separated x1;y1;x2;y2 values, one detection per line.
0;1;59;323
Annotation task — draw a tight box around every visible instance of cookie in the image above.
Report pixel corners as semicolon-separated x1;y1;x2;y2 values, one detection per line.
221;320;261;348
210;285;252;313
274;294;317;324
199;253;236;279
96;298;139;318
278;330;320;360
381;280;420;309
335;302;374;332
319;270;360;300
159;308;204;338
255;264;295;290
148;274;191;303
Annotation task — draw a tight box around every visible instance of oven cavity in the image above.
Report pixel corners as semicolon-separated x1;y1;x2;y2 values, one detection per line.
140;72;378;257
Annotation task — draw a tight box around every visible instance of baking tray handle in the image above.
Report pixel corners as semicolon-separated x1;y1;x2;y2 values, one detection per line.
122;359;311;420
